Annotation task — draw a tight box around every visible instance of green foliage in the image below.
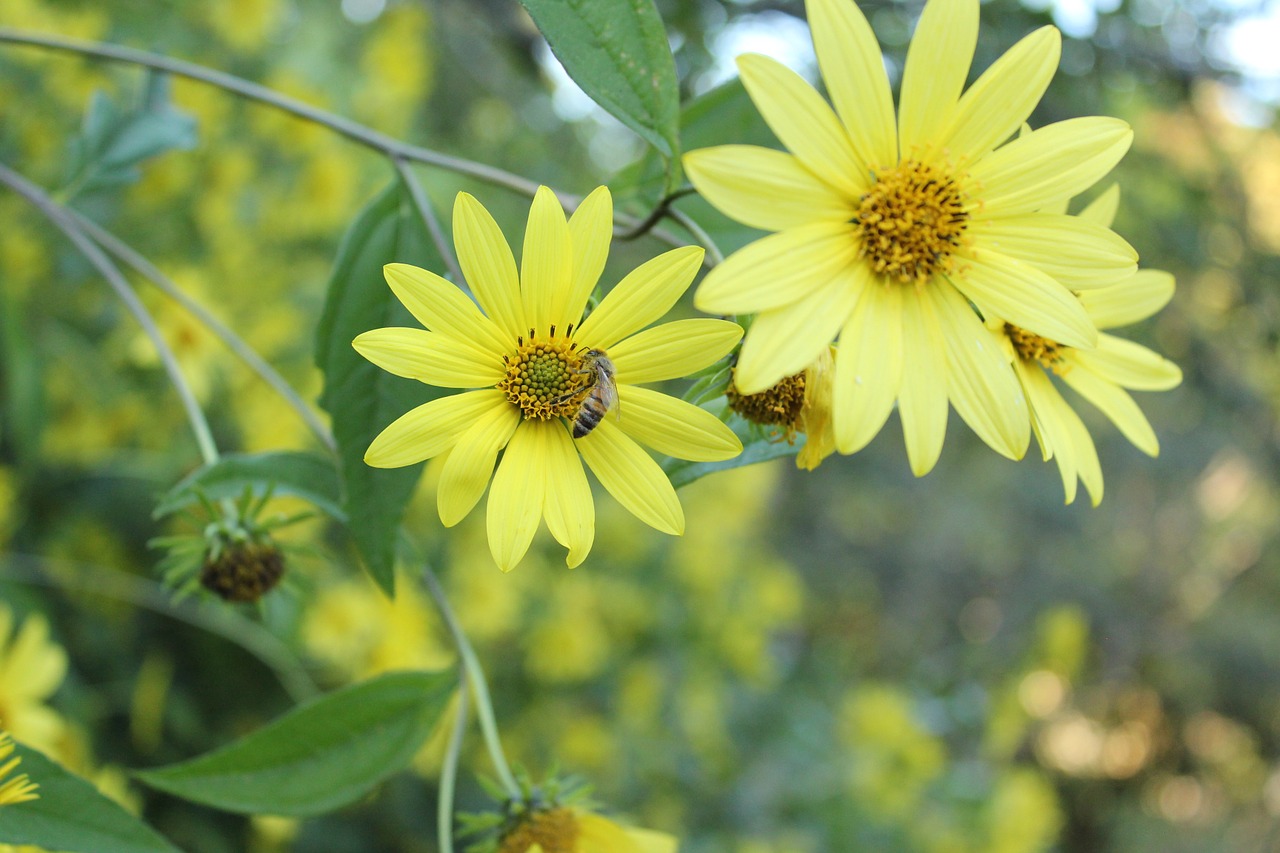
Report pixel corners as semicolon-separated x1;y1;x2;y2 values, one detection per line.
64;73;197;198
153;451;344;522
134;670;455;816
663;397;801;489
315;178;445;595
520;0;681;188
0;742;180;853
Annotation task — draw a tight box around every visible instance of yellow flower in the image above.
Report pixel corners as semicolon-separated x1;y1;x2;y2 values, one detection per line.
685;0;1138;475
499;807;676;853
356;187;743;571
998;188;1181;505
0;607;68;754
0;728;38;807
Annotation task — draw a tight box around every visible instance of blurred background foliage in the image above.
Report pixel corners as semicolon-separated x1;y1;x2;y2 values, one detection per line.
0;0;1278;850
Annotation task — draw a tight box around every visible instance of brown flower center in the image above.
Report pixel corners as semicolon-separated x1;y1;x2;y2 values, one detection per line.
497;807;580;853
854;160;969;285
728;368;806;440
200;541;286;603
1006;323;1070;373
497;326;591;420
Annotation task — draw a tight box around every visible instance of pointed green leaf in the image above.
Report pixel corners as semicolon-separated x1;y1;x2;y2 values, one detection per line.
134;670;455;816
153;451;343;521
315;178;447;595
520;0;680;183
0;742;179;853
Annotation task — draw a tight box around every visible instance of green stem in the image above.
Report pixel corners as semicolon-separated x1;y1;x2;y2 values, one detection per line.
437;668;470;853
66;207;338;455
0;161;220;466
421;565;521;801
392;156;464;287
668;207;724;267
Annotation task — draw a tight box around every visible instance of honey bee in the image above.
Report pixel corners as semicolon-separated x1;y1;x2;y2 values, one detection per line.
559;348;618;438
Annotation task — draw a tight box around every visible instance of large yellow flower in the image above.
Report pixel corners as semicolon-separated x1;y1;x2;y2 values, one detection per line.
998;188;1181;504
356;187;743;571
685;0;1138;475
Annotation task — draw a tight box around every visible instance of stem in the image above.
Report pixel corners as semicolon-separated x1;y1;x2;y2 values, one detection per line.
437;668;470;853
616;186;698;241
0;161;220;466
66;207;338;455
421;565;520;801
0;553;319;702
668;207;724;267
392;156;465;288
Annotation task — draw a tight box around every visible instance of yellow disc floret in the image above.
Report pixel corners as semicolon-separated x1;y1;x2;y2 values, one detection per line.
497;326;590;421
855;160;969;285
497;807;580;853
1006;322;1070;374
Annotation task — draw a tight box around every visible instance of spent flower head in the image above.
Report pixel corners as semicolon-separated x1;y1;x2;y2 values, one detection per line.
685;0;1139;475
355;187;743;572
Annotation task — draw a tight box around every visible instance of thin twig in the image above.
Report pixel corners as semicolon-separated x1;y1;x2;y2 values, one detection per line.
420;564;521;801
0;161;220;465
66;207;338;455
0;553;319;702
667;207;725;267
392;156;465;287
437;669;470;853
616;186;698;241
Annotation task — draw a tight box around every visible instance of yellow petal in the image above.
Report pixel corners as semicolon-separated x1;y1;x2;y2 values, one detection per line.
616;385;743;461
353;328;504;387
1078;269;1175;329
522;186;572;334
694;222;858;316
951;250;1097;349
562;186;613;327
576;246;704;350
577;814;643;853
1073;335;1181;390
624;827;679;853
936;27;1061;163
541;423;595;568
967;117;1133;217
436;403;521;526
577;421;683;535
736;53;868;197
365;390;506;468
1078;183;1120;227
734;265;865;394
934;284;1030;460
968;214;1138;290
609;319;742;384
1060;366;1159;456
897;286;949;476
453;192;526;339
486;421;546;572
383;263;511;356
1022;363;1103;505
683;145;855;232
1017;359;1056;463
833;278;902;455
898;0;978;155
808;0;896;169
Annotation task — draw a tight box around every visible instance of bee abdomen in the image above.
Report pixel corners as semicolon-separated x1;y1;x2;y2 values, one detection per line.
572;399;607;438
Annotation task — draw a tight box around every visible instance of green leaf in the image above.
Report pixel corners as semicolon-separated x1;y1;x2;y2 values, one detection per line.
0;742;179;853
0;288;44;465
315;178;446;595
520;0;680;181
65;72;197;198
153;451;343;521
134;670;455;816
662;397;800;489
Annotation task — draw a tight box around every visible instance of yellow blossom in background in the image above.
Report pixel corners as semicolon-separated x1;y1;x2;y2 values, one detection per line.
0;606;68;755
686;0;1139;475
356;5;435;135
0;728;38;807
996;186;1181;504
839;684;945;818
356;186;743;571
201;0;283;54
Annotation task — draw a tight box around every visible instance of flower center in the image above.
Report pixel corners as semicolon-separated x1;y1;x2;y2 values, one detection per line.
854;160;969;285
728;368;806;438
497;807;579;853
497;326;590;420
1006;323;1070;373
